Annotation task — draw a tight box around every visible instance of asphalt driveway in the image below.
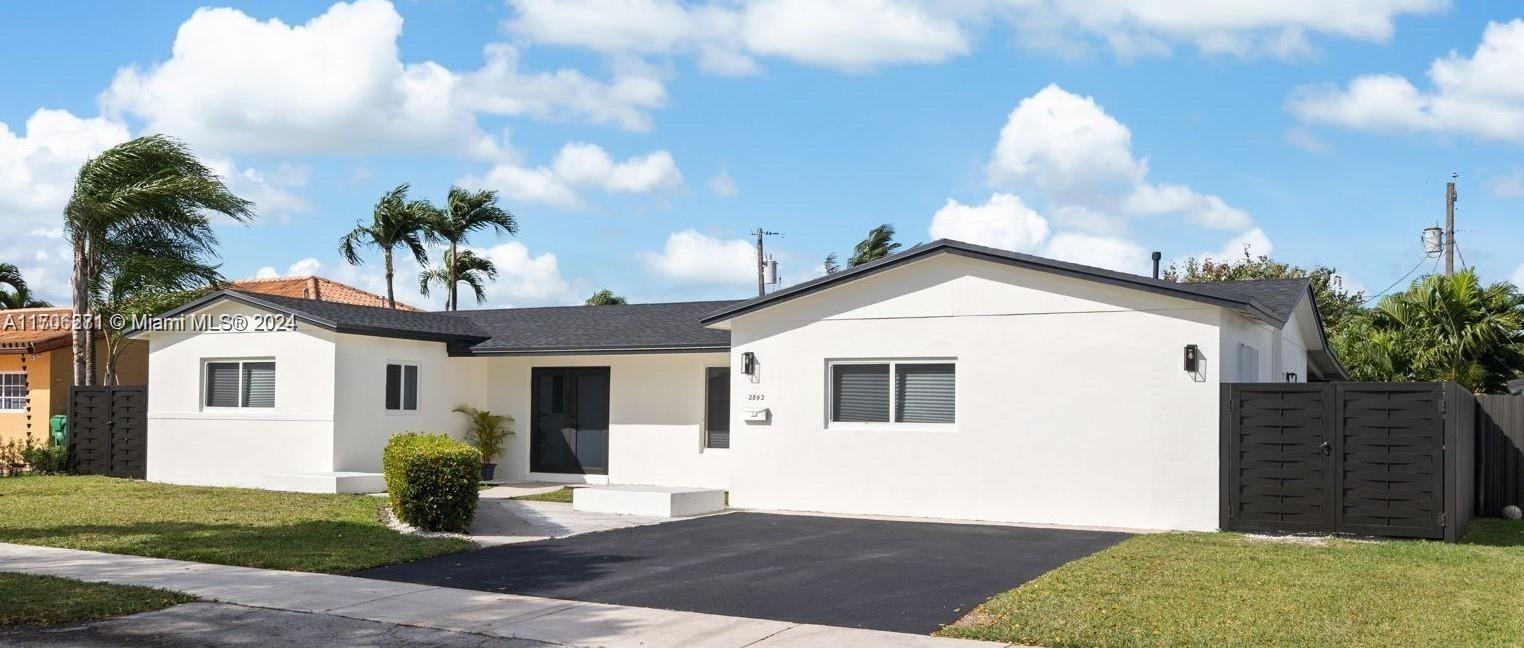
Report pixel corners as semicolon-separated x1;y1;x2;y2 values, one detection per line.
357;512;1129;634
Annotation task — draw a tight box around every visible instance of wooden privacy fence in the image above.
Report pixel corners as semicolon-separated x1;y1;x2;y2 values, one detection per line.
1221;382;1475;541
1476;393;1524;517
68;385;147;479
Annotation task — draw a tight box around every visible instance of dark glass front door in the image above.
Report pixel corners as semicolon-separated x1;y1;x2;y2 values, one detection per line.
530;367;610;475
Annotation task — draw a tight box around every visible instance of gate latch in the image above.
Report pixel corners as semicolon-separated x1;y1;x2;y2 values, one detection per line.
1319;441;1332;456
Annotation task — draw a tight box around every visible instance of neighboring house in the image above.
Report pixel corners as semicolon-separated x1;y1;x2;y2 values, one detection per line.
130;240;1345;531
0;277;405;448
0;307;149;446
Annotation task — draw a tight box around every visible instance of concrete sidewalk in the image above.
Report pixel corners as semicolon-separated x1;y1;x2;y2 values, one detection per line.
0;543;1016;647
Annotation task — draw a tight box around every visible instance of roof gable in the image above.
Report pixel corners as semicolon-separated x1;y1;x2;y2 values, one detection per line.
701;240;1306;327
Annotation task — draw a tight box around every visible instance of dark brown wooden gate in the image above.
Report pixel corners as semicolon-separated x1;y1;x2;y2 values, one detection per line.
1222;382;1473;541
68;385;147;479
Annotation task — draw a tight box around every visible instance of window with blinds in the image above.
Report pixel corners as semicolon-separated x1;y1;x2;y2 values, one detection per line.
204;360;275;408
704;366;730;449
895;363;955;423
0;372;27;412
386;363;419;412
830;361;955;426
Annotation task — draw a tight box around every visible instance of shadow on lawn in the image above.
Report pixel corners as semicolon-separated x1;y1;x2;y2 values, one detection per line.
0;520;468;573
1461;518;1524;547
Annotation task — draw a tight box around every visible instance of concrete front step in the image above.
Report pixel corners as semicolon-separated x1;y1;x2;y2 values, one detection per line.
572;485;726;517
263;471;386;494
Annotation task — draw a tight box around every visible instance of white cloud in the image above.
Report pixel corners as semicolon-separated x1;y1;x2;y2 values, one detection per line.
0;108;130;229
250;258;324;280
986;84;1254;232
708;167;738;197
1513;263;1524;290
1289;19;1524;143
1041;233;1150;273
640;229;756;285
461;142;682;208
474;241;577;305
1488;169;1524;199
928;193;1050;252
458;43;667;132
99;0;666;161
507;0;967;74
205;158;313;221
551;143;683;193
507;0;1443;72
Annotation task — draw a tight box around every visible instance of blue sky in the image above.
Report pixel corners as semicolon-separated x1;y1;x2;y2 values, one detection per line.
4;0;1523;309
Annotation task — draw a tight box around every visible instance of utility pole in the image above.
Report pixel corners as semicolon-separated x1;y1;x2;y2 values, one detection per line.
1445;177;1458;276
753;228;780;297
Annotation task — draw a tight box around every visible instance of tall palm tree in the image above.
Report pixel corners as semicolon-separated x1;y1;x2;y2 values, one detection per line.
0;263;50;308
1371;269;1524;392
585;289;627;305
339;184;438;309
848;224;901;267
424;187;516;310
64;135;254;386
419;249;497;308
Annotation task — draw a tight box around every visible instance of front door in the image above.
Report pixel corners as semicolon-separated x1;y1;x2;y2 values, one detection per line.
530;367;610;475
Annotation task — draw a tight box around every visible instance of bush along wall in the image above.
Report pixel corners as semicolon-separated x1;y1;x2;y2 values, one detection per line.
382;433;483;533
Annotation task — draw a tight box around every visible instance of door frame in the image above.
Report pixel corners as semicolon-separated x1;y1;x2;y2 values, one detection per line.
529;366;611;476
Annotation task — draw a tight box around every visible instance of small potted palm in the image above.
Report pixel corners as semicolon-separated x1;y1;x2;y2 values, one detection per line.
453;405;514;482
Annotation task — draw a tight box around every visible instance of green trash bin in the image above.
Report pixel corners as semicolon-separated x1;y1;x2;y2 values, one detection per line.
49;415;67;448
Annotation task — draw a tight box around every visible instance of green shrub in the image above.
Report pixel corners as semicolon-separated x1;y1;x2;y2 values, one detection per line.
382;433;482;533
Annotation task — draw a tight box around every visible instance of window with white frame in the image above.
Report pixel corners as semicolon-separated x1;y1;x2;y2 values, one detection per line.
829;360;955;425
1237;344;1260;382
385;363;419;412
204;360;275;408
0;372;26;412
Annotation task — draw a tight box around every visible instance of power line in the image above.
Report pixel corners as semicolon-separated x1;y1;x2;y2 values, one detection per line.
1363;255;1432;304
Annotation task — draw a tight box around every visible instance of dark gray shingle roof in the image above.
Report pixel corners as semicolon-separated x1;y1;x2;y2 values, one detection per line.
701;239;1311;326
136;291;736;356
455;300;740;354
1185;278;1312;322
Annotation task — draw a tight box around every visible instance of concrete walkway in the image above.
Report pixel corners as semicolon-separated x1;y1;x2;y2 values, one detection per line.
471;484;676;547
0;543;1016;647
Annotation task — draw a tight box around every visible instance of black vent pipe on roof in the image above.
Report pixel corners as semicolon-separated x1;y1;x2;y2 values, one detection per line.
1151;251;1162;279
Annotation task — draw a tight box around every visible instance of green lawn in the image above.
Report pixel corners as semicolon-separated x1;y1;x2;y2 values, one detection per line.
0;572;193;626
939;519;1524;647
511;487;574;503
0;476;471;573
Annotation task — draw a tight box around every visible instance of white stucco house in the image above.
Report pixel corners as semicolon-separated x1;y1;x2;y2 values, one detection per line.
131;240;1344;532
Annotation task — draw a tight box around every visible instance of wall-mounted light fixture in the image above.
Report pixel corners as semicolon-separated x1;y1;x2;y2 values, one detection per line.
1285;372;1298;383
742;351;757;376
1183;344;1199;373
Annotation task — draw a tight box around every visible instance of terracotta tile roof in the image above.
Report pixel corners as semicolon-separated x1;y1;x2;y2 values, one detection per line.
229;276;419;311
0;307;75;353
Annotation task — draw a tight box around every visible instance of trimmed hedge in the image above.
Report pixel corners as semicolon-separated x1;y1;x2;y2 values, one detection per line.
382;433;482;533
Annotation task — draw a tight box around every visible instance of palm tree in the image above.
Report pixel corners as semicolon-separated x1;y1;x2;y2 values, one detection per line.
822;253;841;275
848;224;900;267
1370;269;1524;392
0;263;50;308
424;187;516;311
419;249;497;308
64;135;254;385
585;289;627;305
340;184;438;309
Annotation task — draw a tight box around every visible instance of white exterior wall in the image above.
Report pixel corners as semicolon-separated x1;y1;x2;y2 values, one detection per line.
145;301;338;488
331;333;488;473
1278;302;1312;382
724;254;1233;532
481;353;730;488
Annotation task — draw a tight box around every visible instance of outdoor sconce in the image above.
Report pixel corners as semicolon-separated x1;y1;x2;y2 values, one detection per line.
1183;344;1199;373
1285;372;1299;383
742;352;757;376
